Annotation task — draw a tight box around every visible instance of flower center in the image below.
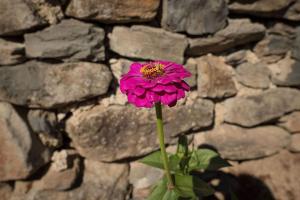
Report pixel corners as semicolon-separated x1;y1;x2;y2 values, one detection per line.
140;62;165;79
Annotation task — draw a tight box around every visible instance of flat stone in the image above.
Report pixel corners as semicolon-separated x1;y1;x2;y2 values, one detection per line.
0;102;51;181
229;0;295;17
0;0;46;35
278;112;300;133
161;0;228;35
109;58;132;82
196;54;237;98
25;19;105;62
66;0;160;23
187;19;265;56
33;160;129;200
196;124;291;160
0;39;25;66
109;26;188;64
289;134;300;152
268;54;300;86
224;88;300;127
0;61;112;108
236;62;270;89
229;151;300;200
66;98;214;161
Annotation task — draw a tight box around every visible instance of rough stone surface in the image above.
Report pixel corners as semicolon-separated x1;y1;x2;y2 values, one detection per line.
225;50;260;66
0;183;13;200
229;151;300;200
0;0;46;36
33;160;129;200
0;102;51;181
196;54;237;99
292;27;300;61
27;109;62;148
278;112;300;133
66;0;160;23
196;124;291;160
109;26;188;64
229;0;295;16
236;62;270;89
109;58;132;82
185;58;198;88
0;61;112;108
187;19;266;56
284;0;300;21
289;134;300;152
0;39;25;66
66;98;214;161
224;88;300;127
161;0;228;35
25;19;105;62
268;54;300;86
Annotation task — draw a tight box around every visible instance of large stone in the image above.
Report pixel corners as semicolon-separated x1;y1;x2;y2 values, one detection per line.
161;0;228;35
185;58;198;88
278;111;300;133
33;160;129;200
0;61;112;108
109;26;188;64
236;62;270;89
66;98;214;161
292;27;300;61
289;134;300;152
0;183;13;200
229;0;295;17
224;88;300;127
187;19;265;56
268;54;300;86
0;0;46;36
196;54;237;98
109;58;132;82
25;19;105;62
229;151;300;200
0;39;25;66
0;102;51;181
66;0;160;23
195;124;290;160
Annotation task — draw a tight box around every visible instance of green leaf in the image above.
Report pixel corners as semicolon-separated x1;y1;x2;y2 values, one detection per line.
147;178;167;200
188;149;230;171
139;151;164;170
162;190;180;200
174;174;214;198
169;154;181;172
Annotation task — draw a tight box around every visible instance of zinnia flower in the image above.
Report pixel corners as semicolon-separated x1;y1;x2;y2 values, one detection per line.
120;61;191;108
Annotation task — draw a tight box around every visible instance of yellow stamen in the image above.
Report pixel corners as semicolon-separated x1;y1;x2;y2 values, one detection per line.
140;63;165;79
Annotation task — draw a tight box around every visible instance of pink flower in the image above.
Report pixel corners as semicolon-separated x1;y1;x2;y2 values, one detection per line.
120;61;191;108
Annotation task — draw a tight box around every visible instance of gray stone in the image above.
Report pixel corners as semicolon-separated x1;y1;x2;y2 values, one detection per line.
185;59;197;88
229;0;295;17
284;0;300;21
0;183;13;200
66;98;214;161
109;26;188;64
0;39;25;66
109;58;132;82
229;150;300;200
187;19;265;56
0;61;112;108
197;124;290;160
0;102;51;181
289;134;300;152
33;160;129;200
236;62;270;89
25;19;105;62
278;112;300;133
268;54;300;86
66;0;160;23
27;110;62;148
293;27;300;61
161;0;228;35
196;54;237;98
0;0;46;35
224;88;300;127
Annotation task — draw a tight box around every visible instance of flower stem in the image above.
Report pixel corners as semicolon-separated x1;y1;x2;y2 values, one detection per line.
155;103;174;189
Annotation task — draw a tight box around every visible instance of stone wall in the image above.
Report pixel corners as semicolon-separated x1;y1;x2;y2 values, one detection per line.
1;0;300;199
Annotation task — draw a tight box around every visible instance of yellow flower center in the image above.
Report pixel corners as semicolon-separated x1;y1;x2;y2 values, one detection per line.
140;63;165;79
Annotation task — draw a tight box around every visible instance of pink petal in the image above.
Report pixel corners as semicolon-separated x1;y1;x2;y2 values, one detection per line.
161;93;177;106
164;84;177;93
152;84;164;92
134;87;145;96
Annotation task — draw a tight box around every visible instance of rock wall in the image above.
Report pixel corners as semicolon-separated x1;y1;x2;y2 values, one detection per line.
1;0;300;200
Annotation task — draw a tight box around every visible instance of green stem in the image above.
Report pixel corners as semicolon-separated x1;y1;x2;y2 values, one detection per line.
155;102;174;189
